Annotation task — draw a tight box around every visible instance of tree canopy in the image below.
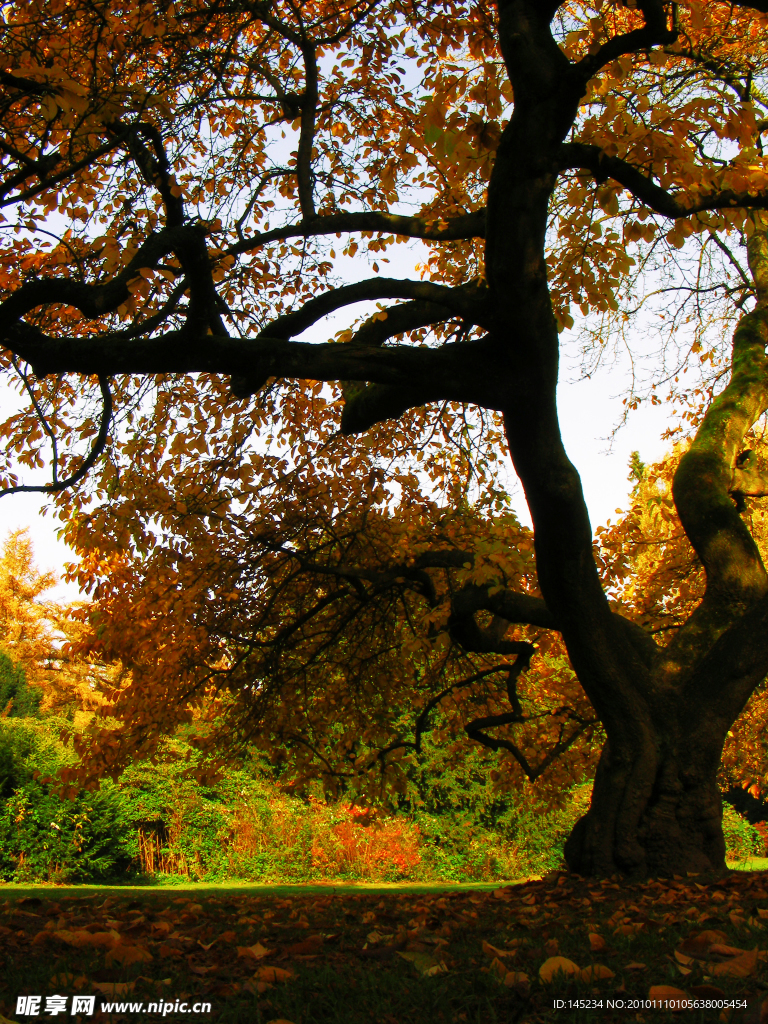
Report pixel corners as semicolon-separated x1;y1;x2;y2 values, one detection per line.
8;0;768;876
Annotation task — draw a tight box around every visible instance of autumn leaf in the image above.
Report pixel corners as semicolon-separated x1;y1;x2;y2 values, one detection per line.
237;942;272;960
707;949;759;978
92;982;136;996
396;951;447;977
588;932;606;952
580;964;614;982
482;939;515;958
539;957;581;982
254;966;293;984
105;944;152;966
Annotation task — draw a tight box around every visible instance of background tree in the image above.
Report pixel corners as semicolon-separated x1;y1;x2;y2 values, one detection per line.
8;0;768;876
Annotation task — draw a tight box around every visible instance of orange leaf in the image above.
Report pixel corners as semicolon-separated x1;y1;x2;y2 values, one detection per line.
105;944;152;966
580;964;615;982
254;966;292;984
92;983;135;996
237;942;272;960
588;933;606;952
539;957;581;982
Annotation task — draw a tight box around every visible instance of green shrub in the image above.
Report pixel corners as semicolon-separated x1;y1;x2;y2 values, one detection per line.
0;718;134;882
0;651;41;718
723;803;765;861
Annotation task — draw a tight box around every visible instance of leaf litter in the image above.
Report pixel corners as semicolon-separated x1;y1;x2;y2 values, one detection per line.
1;871;768;1020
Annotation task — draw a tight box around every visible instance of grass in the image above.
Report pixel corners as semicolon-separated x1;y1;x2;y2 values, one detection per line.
2;870;768;1023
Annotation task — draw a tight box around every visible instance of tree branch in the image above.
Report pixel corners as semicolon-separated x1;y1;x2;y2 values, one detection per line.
0;376;112;498
227;209;487;259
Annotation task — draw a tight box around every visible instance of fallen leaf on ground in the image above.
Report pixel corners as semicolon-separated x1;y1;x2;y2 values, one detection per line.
396;950;447;976
690;985;726;998
285;935;323;955
254;966;293;983
157;943;183;958
503;971;529;992
589;933;606;952
679;931;729;956
92;983;136;996
580;964;614;982
237;941;272;960
626;962;646;971
55;929;121;949
539;956;581;982
649;986;688;1000
105;943;152;966
482;940;514;958
674;950;695;966
707;949;758;978
709;944;747;957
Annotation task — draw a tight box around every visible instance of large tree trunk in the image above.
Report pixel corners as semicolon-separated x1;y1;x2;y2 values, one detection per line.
564;710;729;877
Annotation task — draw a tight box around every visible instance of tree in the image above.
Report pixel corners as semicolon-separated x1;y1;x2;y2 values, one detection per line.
8;0;768;876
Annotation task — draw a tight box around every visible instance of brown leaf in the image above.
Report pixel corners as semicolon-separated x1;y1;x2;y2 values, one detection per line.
105;944;152;966
285;936;323;955
539;957;581;982
482;940;515;958
55;929;121;949
679;930;730;956
237;942;272;960
588;933;606;952
254;966;293;984
648;986;689;1008
626;962;646;971
92;983;136;996
708;949;759;978
674;950;695;966
580;964;615;982
503;971;529;992
157;943;183;958
690;985;726;998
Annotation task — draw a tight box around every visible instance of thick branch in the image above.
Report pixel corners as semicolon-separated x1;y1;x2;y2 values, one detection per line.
670;293;768;669
227;209;487;259
574;1;677;84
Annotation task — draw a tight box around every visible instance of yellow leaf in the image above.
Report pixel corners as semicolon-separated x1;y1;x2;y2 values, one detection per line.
539;957;581;982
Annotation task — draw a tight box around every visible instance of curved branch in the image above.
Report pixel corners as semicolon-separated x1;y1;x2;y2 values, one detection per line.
573;2;677;85
0;375;112;498
227;208;486;258
560;143;768;221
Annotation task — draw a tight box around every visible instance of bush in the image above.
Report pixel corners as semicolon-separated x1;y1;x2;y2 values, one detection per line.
0;718;134;882
723;803;765;861
0;651;41;718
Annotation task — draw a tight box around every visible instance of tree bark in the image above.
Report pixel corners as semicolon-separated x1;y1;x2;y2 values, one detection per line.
565;711;729;877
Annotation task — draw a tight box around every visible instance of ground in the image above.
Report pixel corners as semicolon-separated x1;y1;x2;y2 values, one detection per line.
2;872;768;1023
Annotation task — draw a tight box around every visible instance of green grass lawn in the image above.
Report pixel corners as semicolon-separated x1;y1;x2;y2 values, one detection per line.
2;870;768;1024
